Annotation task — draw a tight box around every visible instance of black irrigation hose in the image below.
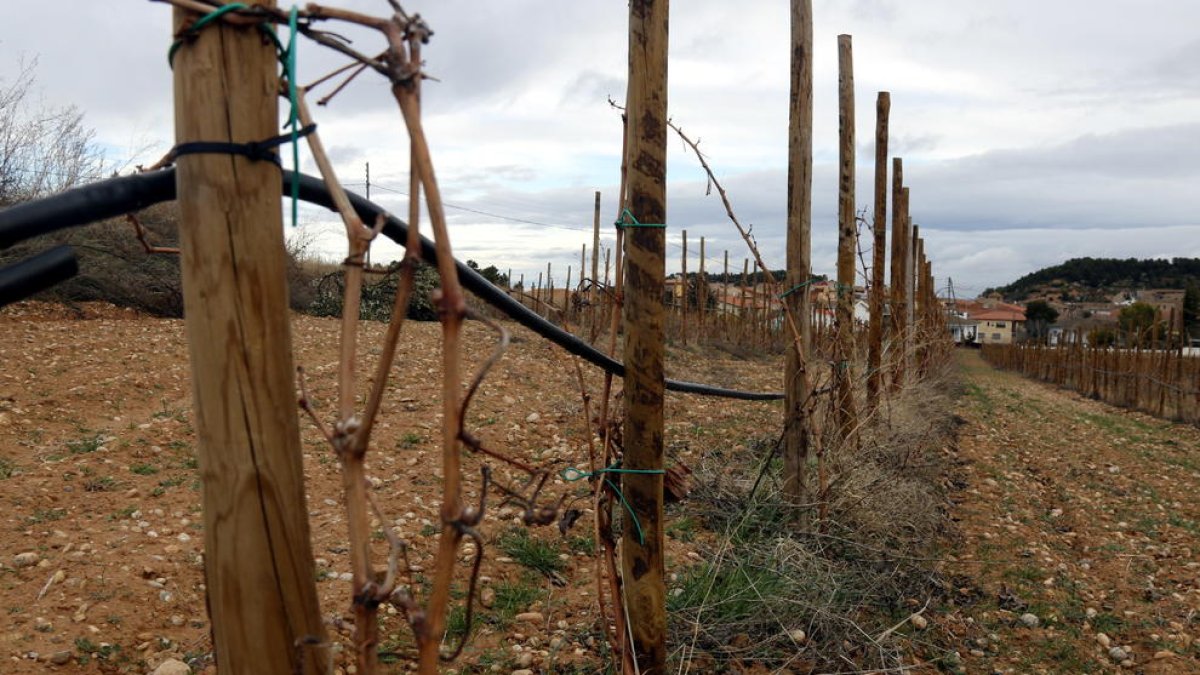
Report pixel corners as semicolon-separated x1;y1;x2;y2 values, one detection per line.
0;245;78;308
0;169;784;401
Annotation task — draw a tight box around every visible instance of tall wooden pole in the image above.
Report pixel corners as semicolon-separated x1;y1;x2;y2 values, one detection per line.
889;175;908;390
742;258;750;345
723;249;730;339
783;0;814;505
171;3;328;673
592;190;602;331
681;229;688;345
835;34;859;447
909;222;918;363
699;236;707;339
622;0;669;670
867;92;889;409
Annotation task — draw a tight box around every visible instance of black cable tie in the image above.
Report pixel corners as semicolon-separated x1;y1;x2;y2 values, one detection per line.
169;124;316;168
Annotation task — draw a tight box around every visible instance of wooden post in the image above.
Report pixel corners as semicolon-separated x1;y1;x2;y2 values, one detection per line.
867;91;889;410
680;229;688;344
889;160;906;390
908;220;917;353
592;191;602;332
723;249;730;340
699;235;707;340
741;258;750;346
783;0;814;506
566;264;573;318
835;34;858;447
171;3;328;673
622;0;669;670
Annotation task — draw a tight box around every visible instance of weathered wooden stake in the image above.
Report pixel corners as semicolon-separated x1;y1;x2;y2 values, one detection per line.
622;0;669;670
783;0;814;506
592;190;601;331
699;235;707;340
681;229;688;345
867;91;889;410
171;3;328;672
889;160;906;390
835;34;859;447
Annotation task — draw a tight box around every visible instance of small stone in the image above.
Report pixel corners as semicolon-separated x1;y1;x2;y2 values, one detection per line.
480;587;495;609
49;650;71;665
13;552;39;568
1096;633;1111;648
515;652;534;667
514;612;544;624
1085;607;1097;619
34;617;51;631
910;614;928;630
1153;650;1176;660
1019;613;1039;628
511;670;534;675
788;629;807;643
151;658;192;675
525;413;540;424
1108;646;1128;662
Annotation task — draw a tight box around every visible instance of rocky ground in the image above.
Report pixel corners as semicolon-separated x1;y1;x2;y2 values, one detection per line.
946;350;1200;674
4;303;1200;674
0;303;780;674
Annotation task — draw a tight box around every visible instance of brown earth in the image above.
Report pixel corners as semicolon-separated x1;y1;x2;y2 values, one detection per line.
0;302;780;674
6;303;1200;675
946;350;1200;674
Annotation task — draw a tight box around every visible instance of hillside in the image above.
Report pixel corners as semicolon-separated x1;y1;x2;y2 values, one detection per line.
988;257;1200;301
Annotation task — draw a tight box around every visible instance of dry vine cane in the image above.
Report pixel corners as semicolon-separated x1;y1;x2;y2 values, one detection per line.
278;5;584;672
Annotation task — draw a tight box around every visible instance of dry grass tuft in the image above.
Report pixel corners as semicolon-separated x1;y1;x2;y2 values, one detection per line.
669;361;966;672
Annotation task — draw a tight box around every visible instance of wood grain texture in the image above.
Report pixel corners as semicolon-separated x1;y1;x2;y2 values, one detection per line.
835;34;859;447
171;2;328;672
783;0;814;505
622;0;669;671
867;92;890;408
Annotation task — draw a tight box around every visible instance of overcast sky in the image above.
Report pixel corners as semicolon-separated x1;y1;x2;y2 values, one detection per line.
3;0;1199;296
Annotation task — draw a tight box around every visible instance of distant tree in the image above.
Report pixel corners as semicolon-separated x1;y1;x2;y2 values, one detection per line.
1024;300;1059;342
1184;284;1200;341
1089;328;1117;347
1118;301;1159;345
465;259;509;288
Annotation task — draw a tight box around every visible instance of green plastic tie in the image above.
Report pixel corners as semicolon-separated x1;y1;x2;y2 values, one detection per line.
167;3;303;228
285;6;300;229
168;3;251;66
614;207;666;229
559;464;665;545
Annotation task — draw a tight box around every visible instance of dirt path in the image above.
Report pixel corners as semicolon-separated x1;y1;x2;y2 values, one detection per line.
948;350;1200;673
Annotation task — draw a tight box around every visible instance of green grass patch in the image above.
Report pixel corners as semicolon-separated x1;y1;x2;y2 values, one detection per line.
66;433;105;454
497;528;565;576
84;476;118;492
490;574;544;623
26;507;66;524
130;463;159;476
666;515;700;543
